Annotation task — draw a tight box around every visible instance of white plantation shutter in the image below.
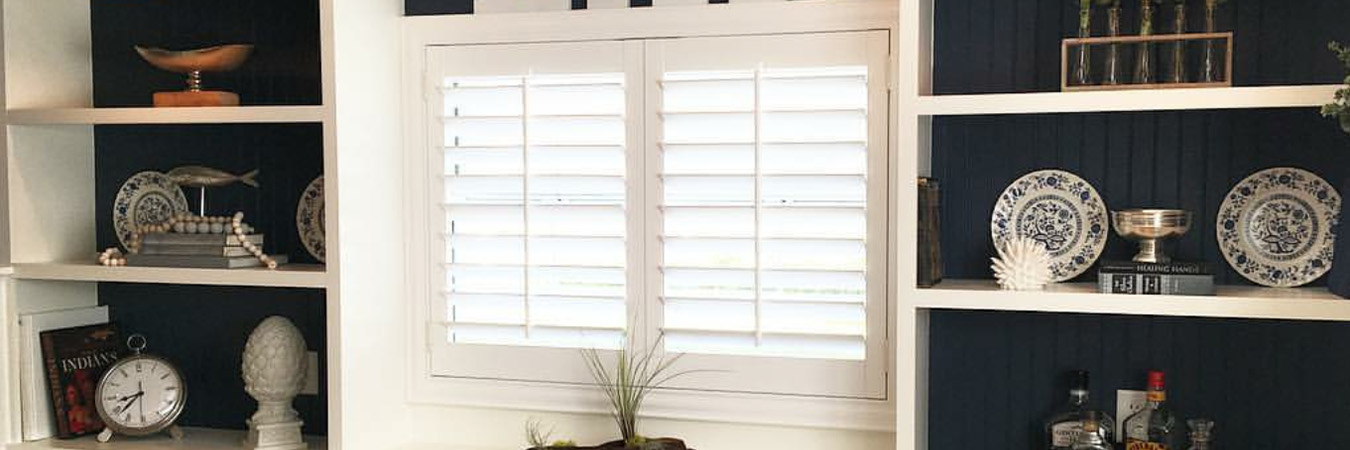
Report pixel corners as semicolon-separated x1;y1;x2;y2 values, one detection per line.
425;33;888;397
647;32;889;397
442;73;628;349
428;41;644;382
658;66;870;360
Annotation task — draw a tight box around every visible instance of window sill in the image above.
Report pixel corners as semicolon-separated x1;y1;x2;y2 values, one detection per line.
408;375;896;432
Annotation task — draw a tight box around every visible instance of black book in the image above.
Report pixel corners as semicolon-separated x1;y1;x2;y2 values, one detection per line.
917;177;942;288
40;324;120;439
1098;260;1210;275
1098;272;1215;296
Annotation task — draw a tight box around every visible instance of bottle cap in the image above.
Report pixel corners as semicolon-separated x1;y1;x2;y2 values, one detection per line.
1071;370;1090;390
1148;370;1166;389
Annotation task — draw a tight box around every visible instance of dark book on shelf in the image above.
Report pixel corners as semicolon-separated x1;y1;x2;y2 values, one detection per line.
918;177;943;287
39;324;121;439
139;244;255;258
126;254;288;269
1098;272;1215;296
1098;260;1210;275
139;233;264;247
1331;179;1350;299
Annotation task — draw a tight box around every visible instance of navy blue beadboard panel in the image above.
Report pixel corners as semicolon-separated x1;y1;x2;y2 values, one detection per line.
574;0;588;9
934;0;1350;94
932;108;1350;284
94;124;326;265
407;0;474;15
928;310;1350;450
90;0;322;107
99;284;326;434
631;0;654;6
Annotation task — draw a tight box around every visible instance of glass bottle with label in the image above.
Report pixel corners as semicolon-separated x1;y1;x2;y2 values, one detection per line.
1124;371;1179;450
1186;419;1214;450
1072;411;1115;450
1047;371;1115;450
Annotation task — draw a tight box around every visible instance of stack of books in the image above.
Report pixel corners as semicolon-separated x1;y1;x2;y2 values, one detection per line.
126;233;287;269
1097;261;1214;296
917;177;943;288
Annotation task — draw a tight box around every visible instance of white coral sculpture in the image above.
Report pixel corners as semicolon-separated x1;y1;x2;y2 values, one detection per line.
991;237;1054;291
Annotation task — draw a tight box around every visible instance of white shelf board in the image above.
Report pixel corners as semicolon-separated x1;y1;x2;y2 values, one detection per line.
12;262;328;289
913;84;1341;116
914;279;1350;322
6;427;326;449
5;106;326;125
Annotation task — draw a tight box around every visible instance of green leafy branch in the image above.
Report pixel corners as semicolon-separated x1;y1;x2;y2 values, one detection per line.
1322;42;1350;134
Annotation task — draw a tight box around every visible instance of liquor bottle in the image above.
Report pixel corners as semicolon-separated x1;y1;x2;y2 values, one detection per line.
1124;371;1180;450
1047;371;1115;449
1186;419;1214;450
1073;412;1115;450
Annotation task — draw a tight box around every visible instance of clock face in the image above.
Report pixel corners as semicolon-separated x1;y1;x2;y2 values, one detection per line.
95;355;186;435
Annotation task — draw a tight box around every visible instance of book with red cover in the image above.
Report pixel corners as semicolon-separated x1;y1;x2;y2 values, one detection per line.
39;324;121;439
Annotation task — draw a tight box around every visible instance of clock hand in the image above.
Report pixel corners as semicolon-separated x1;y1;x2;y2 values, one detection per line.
114;391;142;409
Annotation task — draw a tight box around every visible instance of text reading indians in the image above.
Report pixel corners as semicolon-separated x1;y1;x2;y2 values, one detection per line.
60;351;118;373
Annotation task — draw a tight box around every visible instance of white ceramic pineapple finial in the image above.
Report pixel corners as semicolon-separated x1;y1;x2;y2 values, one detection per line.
991;237;1054;291
242;316;308;450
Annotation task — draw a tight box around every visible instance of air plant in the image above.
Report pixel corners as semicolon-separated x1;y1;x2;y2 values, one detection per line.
525;418;578;450
526;418;556;450
581;336;697;448
1322;42;1350;134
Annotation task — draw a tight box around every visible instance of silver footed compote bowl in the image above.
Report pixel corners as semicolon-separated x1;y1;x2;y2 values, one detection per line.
1112;209;1193;263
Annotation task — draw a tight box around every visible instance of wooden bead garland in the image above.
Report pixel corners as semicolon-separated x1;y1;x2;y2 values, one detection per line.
97;248;127;266
99;212;277;270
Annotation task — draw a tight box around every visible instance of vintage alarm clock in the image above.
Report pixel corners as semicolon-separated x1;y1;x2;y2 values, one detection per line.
94;334;187;443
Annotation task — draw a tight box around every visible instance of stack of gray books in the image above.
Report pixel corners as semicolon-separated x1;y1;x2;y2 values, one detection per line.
126;233;287;269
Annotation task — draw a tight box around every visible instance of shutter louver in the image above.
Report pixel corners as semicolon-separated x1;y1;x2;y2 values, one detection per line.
442;72;628;350
659;67;870;361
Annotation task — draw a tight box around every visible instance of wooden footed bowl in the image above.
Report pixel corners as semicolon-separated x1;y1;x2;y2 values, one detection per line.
528;438;690;450
135;44;255;74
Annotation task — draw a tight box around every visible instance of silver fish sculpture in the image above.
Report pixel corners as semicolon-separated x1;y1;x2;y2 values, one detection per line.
167;166;260;188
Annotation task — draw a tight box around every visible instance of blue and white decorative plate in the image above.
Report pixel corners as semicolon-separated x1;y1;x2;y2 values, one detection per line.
113;171;189;249
297;176;325;263
991;169;1109;282
1217;167;1340;288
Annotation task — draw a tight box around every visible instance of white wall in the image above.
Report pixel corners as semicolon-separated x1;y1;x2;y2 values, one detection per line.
329;0;411;447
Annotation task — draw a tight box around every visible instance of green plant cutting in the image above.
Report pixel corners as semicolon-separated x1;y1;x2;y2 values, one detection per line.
1323;42;1350;134
1138;0;1161;35
581;337;698;449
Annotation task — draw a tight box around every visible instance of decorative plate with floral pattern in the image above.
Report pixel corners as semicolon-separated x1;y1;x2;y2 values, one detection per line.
1217;167;1340;288
297;176;325;263
113;171;189;249
991;169;1109;282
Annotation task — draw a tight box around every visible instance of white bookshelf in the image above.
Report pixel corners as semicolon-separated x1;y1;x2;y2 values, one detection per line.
917;280;1350;322
914;84;1341;116
4;427;326;450
11;262;328;289
0;0;345;447
6;106;326;125
893;1;1348;449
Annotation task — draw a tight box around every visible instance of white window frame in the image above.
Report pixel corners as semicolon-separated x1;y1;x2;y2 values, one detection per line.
402;0;899;431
